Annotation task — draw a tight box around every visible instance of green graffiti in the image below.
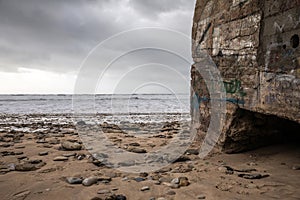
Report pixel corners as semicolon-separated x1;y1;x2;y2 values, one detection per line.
223;79;246;97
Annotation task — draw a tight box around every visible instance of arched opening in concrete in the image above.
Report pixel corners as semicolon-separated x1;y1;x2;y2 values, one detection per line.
221;108;300;153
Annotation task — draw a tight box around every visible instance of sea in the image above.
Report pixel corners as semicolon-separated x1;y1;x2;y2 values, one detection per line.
0;94;191;123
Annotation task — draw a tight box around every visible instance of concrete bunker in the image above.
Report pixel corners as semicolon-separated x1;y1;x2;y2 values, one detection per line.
191;0;300;152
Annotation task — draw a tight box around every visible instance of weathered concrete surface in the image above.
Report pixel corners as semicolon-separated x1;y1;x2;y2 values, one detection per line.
191;0;300;153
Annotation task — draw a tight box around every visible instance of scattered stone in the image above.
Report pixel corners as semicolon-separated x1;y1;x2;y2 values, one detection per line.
36;139;48;144
82;177;98;186
53;156;68;161
141;186;150;191
17;156;27;160
134;177;145;182
179;177;190;187
159;177;173;183
97;189;110;194
238;173;269;179
174;156;191;163
185;149;199;155
15;161;45;171
66;177;83;184
39;151;48;156
77;120;86;126
139;172;148;177
153;180;161;185
171;178;179;184
63;153;76;157
105;194;127;200
7;163;16;171
90;197;103;200
13;190;31;198
128;147;147;154
128;142;140;146
61;141;82;151
197;194;206;199
292;165;300;170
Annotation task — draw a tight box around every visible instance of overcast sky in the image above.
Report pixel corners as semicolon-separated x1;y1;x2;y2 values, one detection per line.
0;0;196;94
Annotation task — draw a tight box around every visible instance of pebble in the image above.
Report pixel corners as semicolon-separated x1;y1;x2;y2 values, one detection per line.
82;177;98;186
292;165;300;170
197;194;206;199
141;186;150;191
105;194;127;200
185;149;199;155
134;177;145;182
61;141;82;151
39;151;48;156
97;189;110;194
66;177;83;184
53;156;68;161
77;120;86;126
15;161;45;171
128;147;147;153
90;197;102;200
63;153;76;157
238;173;269;179
179;177;189;187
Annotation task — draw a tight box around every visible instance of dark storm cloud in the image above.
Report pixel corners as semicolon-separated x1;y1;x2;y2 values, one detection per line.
0;0;196;93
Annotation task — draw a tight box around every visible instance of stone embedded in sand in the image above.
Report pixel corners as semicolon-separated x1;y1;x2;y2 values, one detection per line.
134;177;145;182
90;197;103;200
13;190;31;198
128;142;140;146
97;189;110;194
176;177;190;187
15;163;38;171
53;156;68;161
185;149;199;155
292;165;300;170
77;120;86;126
140;186;150;191
171;178;180;184
62;152;76;157
98;176;112;182
61;141;82;151
82;177;98;186
66;177;83;184
104;194;126;200
238;173;269;179
197;194;206;199
170;177;190;187
174;155;191;163
128;147;147;153
38;151;48;156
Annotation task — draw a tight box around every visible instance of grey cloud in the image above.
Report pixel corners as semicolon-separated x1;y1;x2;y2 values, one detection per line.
0;0;195;93
128;0;195;18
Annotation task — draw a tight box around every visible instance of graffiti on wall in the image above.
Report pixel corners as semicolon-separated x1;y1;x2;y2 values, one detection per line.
264;74;300;108
192;79;247;109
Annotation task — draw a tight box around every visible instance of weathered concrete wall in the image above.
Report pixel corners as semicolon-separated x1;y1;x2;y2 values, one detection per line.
191;0;300;152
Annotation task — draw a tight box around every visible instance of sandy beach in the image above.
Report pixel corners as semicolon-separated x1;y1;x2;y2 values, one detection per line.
0;114;299;200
